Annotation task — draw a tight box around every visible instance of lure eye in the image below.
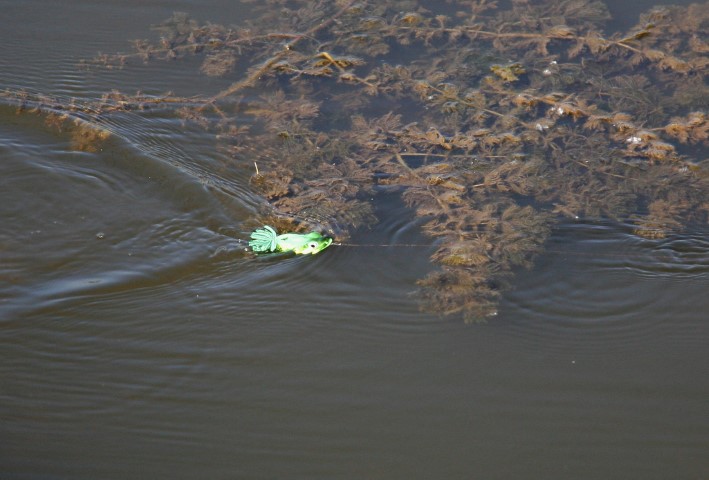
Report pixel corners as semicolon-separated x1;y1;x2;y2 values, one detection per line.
309;242;318;249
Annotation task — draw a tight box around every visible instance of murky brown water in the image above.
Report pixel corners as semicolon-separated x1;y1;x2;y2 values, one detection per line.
1;1;708;478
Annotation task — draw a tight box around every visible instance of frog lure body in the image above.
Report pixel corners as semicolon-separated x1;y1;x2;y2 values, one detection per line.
249;225;333;255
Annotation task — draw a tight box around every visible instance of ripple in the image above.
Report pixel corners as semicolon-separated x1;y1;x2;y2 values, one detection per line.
502;220;709;354
1;1;205;98
618;232;709;279
216;200;442;336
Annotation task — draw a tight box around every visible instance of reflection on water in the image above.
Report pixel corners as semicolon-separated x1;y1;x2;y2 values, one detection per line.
1;0;708;479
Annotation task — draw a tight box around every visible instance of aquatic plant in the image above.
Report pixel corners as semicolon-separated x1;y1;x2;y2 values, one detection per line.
4;0;708;320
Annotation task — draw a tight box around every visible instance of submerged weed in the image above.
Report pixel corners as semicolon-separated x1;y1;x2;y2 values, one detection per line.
5;0;708;320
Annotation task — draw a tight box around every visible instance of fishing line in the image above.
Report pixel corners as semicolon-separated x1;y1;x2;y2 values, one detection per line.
333;242;432;247
332;242;708;261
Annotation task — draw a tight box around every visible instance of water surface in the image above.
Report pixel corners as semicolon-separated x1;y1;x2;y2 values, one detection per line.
1;1;708;479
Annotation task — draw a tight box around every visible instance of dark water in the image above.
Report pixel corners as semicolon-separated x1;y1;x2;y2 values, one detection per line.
1;1;708;479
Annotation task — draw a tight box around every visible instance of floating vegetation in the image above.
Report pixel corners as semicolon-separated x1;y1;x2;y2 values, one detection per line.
4;0;709;320
2;91;113;152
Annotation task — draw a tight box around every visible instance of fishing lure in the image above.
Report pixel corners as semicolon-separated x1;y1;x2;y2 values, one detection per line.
249;225;333;255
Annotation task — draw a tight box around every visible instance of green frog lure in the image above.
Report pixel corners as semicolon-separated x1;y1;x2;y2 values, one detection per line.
249;225;333;255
